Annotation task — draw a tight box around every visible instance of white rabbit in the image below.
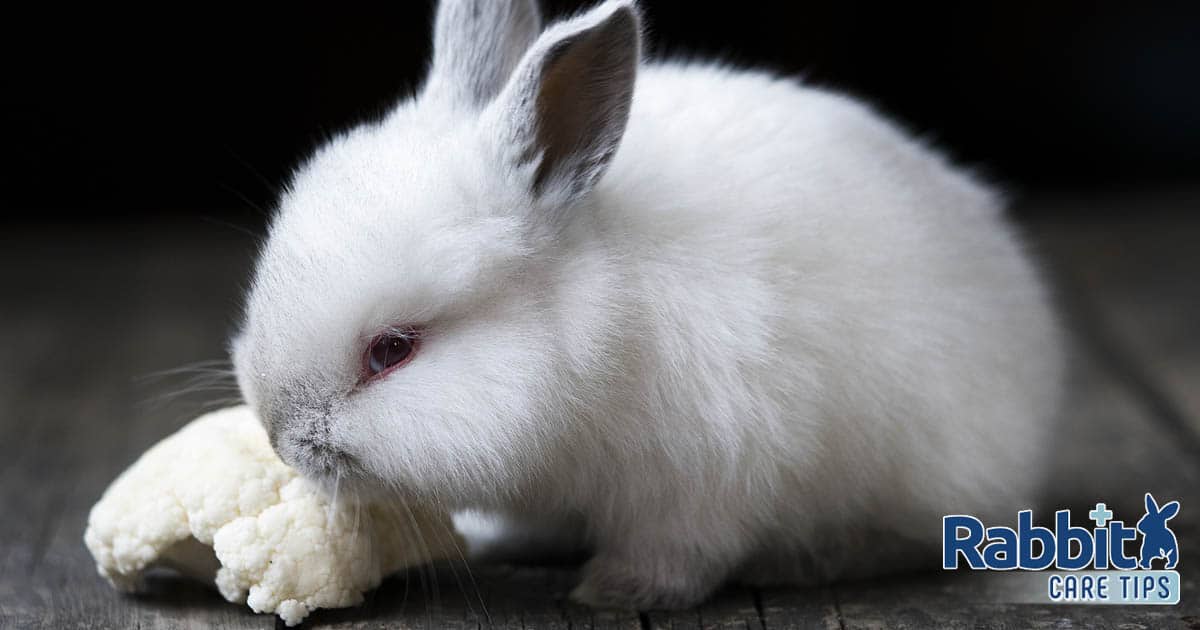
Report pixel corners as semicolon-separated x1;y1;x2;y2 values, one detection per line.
232;0;1064;609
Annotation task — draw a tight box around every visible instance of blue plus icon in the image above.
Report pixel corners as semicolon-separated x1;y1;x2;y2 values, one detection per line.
1090;502;1114;527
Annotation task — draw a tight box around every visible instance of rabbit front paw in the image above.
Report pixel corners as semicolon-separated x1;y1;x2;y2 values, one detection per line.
570;549;724;610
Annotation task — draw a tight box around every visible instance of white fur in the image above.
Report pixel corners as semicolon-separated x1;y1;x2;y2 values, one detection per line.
233;0;1064;609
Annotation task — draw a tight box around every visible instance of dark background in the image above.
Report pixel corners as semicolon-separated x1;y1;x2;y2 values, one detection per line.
7;1;1200;223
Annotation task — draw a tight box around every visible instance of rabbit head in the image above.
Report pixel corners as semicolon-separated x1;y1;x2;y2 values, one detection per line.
231;0;642;504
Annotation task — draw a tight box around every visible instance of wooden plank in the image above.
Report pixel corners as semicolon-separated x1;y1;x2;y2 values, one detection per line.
6;210;1200;629
1028;191;1200;436
309;561;643;629
0;222;264;629
477;564;573;629
755;586;840;630
307;561;485;629
0;248;146;629
643;585;762;630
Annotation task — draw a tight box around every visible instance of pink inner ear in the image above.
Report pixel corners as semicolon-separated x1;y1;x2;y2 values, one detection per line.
518;3;638;199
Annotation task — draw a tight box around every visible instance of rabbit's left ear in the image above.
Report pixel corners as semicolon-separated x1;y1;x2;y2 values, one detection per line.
1159;500;1180;519
484;0;641;206
1145;493;1159;514
426;0;543;110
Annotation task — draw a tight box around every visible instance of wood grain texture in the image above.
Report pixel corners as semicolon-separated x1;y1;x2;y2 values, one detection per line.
1029;190;1200;437
1;201;1198;628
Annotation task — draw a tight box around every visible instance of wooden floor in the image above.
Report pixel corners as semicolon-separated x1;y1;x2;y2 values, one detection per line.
2;191;1198;629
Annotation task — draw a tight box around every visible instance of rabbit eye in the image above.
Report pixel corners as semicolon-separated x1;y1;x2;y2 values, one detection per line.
364;329;419;380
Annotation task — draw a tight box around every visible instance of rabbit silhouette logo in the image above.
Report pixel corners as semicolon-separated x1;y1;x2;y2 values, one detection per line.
1136;493;1180;569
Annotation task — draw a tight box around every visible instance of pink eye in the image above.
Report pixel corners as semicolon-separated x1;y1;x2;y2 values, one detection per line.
363;329;419;380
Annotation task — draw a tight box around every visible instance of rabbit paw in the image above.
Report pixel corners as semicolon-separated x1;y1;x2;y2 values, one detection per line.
570;551;722;610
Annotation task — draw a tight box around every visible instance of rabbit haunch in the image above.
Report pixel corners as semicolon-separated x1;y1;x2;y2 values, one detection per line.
232;0;1065;610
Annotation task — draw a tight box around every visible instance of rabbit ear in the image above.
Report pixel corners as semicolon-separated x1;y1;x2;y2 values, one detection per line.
425;0;543;109
1159;500;1180;519
1145;493;1159;514
484;0;640;205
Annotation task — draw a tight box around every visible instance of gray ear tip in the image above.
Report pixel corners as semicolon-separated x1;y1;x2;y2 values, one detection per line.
597;0;645;58
607;0;643;30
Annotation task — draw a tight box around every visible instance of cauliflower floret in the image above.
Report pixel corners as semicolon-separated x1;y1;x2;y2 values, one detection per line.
84;406;462;626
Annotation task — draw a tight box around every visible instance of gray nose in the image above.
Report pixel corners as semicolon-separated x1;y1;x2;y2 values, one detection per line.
275;431;359;484
260;381;334;440
257;385;344;474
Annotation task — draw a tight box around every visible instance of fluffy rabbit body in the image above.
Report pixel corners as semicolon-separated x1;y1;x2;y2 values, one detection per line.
233;0;1064;608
